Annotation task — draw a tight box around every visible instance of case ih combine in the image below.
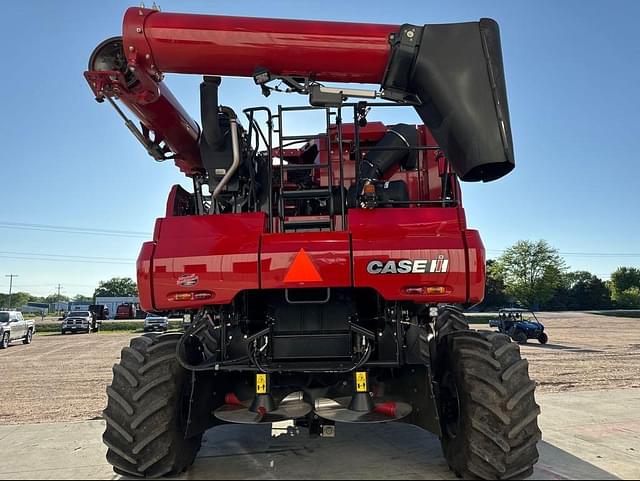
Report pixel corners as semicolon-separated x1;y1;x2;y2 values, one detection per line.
85;6;540;480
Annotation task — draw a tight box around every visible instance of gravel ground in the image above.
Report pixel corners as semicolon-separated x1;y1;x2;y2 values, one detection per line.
0;312;638;425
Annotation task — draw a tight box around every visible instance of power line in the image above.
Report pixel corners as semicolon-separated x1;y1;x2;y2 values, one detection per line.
0;251;135;262
486;249;640;258
0;221;150;238
0;255;134;266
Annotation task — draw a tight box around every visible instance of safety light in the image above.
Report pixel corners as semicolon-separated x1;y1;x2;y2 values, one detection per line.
169;291;215;302
403;286;447;296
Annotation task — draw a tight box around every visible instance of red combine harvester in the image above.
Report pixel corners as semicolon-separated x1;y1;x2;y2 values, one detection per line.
86;7;540;480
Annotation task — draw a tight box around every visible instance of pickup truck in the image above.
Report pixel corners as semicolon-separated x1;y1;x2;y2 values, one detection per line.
61;310;99;334
0;311;35;349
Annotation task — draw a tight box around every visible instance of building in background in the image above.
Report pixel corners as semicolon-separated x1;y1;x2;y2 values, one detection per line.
95;296;140;319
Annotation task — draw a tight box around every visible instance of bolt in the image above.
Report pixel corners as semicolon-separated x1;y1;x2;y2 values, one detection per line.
145;54;151;59
129;46;135;52
137;27;143;33
406;29;415;39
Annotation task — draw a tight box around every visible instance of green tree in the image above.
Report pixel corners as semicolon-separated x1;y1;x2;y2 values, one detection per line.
610;267;640;293
0;291;31;309
613;287;640;309
567;272;612;310
609;267;640;308
44;293;70;304
481;260;510;309
494;240;567;309
73;294;94;303
94;278;138;298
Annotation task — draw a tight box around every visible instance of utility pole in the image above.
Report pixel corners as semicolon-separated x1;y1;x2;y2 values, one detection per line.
56;283;63;314
5;274;19;308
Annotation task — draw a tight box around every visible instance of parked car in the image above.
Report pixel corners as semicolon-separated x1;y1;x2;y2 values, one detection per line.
89;304;110;321
61;311;95;334
115;303;137;320
489;308;548;345
143;314;169;333
0;311;35;349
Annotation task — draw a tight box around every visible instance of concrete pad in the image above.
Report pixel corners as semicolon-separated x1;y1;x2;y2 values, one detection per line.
0;421;115;480
0;389;638;480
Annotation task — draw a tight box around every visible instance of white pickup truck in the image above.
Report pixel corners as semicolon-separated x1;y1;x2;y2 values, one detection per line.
0;311;35;349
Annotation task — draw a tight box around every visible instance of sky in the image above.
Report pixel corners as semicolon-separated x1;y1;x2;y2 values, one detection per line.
0;0;639;298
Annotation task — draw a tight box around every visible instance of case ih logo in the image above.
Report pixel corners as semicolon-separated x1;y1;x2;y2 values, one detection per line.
177;274;199;287
367;256;449;275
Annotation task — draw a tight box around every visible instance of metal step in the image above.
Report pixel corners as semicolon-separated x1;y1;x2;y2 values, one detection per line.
283;163;329;171
283;219;332;231
280;134;317;141
281;189;331;200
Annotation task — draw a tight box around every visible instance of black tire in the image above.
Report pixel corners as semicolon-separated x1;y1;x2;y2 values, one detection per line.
103;332;202;478
436;305;470;342
439;331;541;480
514;331;528;345
1;333;8;349
23;329;33;345
538;333;548;345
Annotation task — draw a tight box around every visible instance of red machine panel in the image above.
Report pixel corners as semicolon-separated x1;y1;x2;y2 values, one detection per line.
261;232;352;289
137;241;156;312
465;229;486;304
146;213;267;310
124;8;397;83
351;208;482;303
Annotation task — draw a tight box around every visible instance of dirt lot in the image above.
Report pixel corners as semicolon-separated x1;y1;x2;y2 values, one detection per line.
0;312;639;425
0;332;137;425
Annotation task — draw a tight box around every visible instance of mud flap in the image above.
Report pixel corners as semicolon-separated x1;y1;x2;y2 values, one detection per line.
184;372;230;438
386;323;441;436
386;365;442;437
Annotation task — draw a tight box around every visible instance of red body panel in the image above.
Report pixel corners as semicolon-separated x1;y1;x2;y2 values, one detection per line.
350;208;483;303
123;8;396;83
145;213;266;311
261;233;352;289
138;208;485;309
137;242;155;311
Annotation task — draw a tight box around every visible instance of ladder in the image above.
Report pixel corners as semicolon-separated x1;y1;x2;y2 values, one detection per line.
275;106;346;233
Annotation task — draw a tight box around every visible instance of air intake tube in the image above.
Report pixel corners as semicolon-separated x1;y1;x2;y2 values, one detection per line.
199;76;225;151
383;19;515;182
357;124;417;190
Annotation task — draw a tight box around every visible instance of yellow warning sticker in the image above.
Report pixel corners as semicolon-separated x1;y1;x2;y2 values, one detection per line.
256;374;267;394
356;372;368;393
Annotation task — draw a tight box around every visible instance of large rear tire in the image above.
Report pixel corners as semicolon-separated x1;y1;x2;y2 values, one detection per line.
435;305;470;341
103;332;202;478
439;330;541;480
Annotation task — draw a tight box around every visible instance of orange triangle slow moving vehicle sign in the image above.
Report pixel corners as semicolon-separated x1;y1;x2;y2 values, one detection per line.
284;249;323;283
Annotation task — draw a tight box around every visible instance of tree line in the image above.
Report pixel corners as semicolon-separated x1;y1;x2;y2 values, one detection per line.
2;250;639;312
0;277;139;309
482;240;640;311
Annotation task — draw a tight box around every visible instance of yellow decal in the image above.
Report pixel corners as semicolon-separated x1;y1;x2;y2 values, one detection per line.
256;374;267;394
356;372;368;393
